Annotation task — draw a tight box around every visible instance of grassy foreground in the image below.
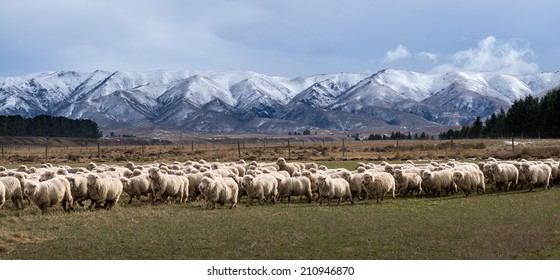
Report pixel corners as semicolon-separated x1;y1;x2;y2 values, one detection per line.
1;185;559;260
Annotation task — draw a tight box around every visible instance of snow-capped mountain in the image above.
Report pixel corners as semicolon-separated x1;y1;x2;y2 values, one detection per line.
1;69;559;134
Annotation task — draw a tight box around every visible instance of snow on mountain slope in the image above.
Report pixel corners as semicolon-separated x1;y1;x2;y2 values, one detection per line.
368;69;436;101
2;69;560;133
332;76;410;111
157;75;235;108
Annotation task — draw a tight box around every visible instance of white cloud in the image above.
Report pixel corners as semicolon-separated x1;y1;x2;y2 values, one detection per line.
417;51;438;62
383;44;411;63
431;36;539;75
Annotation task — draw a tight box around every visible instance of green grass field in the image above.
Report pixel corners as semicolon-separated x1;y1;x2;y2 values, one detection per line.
1;182;559;260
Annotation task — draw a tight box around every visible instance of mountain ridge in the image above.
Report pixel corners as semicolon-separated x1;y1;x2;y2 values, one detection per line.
1;69;559;134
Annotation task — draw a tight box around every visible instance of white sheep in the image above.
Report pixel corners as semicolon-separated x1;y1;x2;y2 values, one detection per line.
276;158;301;175
39;170;56;182
361;172;396;203
86;174;123;210
489;163;519;191
277;177;312;203
185;171;203;200
301;170;321;200
23;177;74;214
0;181;6;209
66;176;89;207
520;163;552;191
393;169;422;197
198;176;238;209
316;175;353;205
0;176;25;209
545;160;560;185
86;162;98;171
125;161;137;171
148;167;188;204
340;170;368;200
421;170;456;197
120;175;151;204
240;174;278;205
452;169;485;196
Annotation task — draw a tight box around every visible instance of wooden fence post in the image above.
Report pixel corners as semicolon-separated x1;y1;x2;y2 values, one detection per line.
288;139;291;159
237;139;241;159
45;138;48;163
342;138;345;157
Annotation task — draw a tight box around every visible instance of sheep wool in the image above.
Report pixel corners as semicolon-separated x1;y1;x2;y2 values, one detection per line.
24;177;74;215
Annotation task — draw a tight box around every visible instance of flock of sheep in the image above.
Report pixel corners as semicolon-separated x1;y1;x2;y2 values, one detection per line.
0;157;558;214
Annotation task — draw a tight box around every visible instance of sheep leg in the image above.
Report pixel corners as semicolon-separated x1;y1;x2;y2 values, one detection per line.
40;203;48;215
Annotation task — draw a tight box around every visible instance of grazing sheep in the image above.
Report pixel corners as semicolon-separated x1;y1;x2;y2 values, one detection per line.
132;169;144;177
120;175;151;204
148;167;187;204
421;170;456;197
545;161;560;185
303;162;319;170
316;175;353;205
241;174;278;205
0;176;25;209
489;163;519;191
56;168;69;176
86;162;97;171
124;162;137;171
277;177;312;203
361;172;396;203
520;163;552;191
66;176;89;207
340;170;368;200
301;170;321;200
393;169;422;197
86;174;123;210
198;176;238;209
39;170;56;182
23;178;74;214
0;181;6;209
481;163;495;186
17;165;30;173
452;170;485;196
276;158;301;175
185;172;203;200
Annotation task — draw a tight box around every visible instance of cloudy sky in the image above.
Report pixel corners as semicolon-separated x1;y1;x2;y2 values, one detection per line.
0;0;558;77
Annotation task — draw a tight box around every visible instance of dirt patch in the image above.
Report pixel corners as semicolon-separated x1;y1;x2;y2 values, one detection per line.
0;230;46;256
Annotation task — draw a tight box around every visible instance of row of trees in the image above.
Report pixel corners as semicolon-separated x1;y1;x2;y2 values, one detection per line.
440;88;560;139
0;115;102;138
366;131;433;141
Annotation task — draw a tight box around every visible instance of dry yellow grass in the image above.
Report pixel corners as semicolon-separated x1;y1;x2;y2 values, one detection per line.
2;137;560;165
